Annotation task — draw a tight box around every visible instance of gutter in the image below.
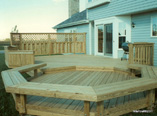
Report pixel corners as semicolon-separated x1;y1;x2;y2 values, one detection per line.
53;20;89;29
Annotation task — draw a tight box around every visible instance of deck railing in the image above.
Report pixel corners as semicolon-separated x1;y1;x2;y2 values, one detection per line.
10;33;86;55
128;42;154;65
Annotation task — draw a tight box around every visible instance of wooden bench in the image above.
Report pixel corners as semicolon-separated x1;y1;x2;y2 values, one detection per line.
128;64;157;79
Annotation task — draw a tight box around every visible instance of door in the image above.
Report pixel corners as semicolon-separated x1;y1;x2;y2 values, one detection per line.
104;24;113;55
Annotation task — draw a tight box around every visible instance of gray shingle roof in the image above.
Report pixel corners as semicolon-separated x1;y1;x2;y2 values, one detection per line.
53;10;88;29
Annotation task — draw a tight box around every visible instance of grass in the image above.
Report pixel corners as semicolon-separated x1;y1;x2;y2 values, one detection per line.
0;48;157;116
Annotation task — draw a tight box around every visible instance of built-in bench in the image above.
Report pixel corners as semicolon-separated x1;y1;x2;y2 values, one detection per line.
1;63;47;100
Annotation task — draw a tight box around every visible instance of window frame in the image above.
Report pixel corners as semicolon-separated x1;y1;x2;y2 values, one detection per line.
151;16;157;37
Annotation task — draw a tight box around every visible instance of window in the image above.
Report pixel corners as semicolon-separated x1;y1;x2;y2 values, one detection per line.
152;16;157;36
118;22;126;48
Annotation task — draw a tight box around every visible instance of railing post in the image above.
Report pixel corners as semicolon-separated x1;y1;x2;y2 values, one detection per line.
48;34;52;55
10;33;13;46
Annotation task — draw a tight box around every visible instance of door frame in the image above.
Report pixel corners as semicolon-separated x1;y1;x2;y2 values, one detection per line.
94;17;116;57
94;16;131;58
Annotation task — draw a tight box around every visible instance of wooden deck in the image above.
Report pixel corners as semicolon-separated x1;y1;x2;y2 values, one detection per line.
2;55;157;116
35;54;128;70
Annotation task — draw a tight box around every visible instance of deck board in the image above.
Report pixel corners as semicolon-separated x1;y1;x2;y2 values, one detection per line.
31;71;133;86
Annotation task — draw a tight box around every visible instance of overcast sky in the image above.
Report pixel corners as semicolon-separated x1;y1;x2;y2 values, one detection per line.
0;0;86;40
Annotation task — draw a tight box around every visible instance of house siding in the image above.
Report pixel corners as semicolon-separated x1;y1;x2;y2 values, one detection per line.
88;0;157;21
57;24;90;54
131;11;157;66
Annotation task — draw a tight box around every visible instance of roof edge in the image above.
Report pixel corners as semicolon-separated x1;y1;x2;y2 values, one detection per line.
53;20;89;29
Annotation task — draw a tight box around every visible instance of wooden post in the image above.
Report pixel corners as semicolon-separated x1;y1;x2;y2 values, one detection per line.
10;33;13;46
128;44;133;64
16;94;26;114
34;69;38;77
48;34;52;55
84;101;90;116
97;101;104;116
147;90;155;110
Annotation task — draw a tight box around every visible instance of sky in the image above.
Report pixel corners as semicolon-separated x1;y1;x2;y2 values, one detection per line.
0;0;86;40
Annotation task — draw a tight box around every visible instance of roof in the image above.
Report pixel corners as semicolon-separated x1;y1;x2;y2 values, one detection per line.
53;10;89;29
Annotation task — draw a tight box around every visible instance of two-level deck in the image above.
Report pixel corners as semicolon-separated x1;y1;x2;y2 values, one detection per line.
2;55;157;116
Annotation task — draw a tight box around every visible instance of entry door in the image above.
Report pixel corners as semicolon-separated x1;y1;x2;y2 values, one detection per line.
104;24;113;55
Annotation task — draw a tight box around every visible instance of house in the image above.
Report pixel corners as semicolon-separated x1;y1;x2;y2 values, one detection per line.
53;0;157;66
